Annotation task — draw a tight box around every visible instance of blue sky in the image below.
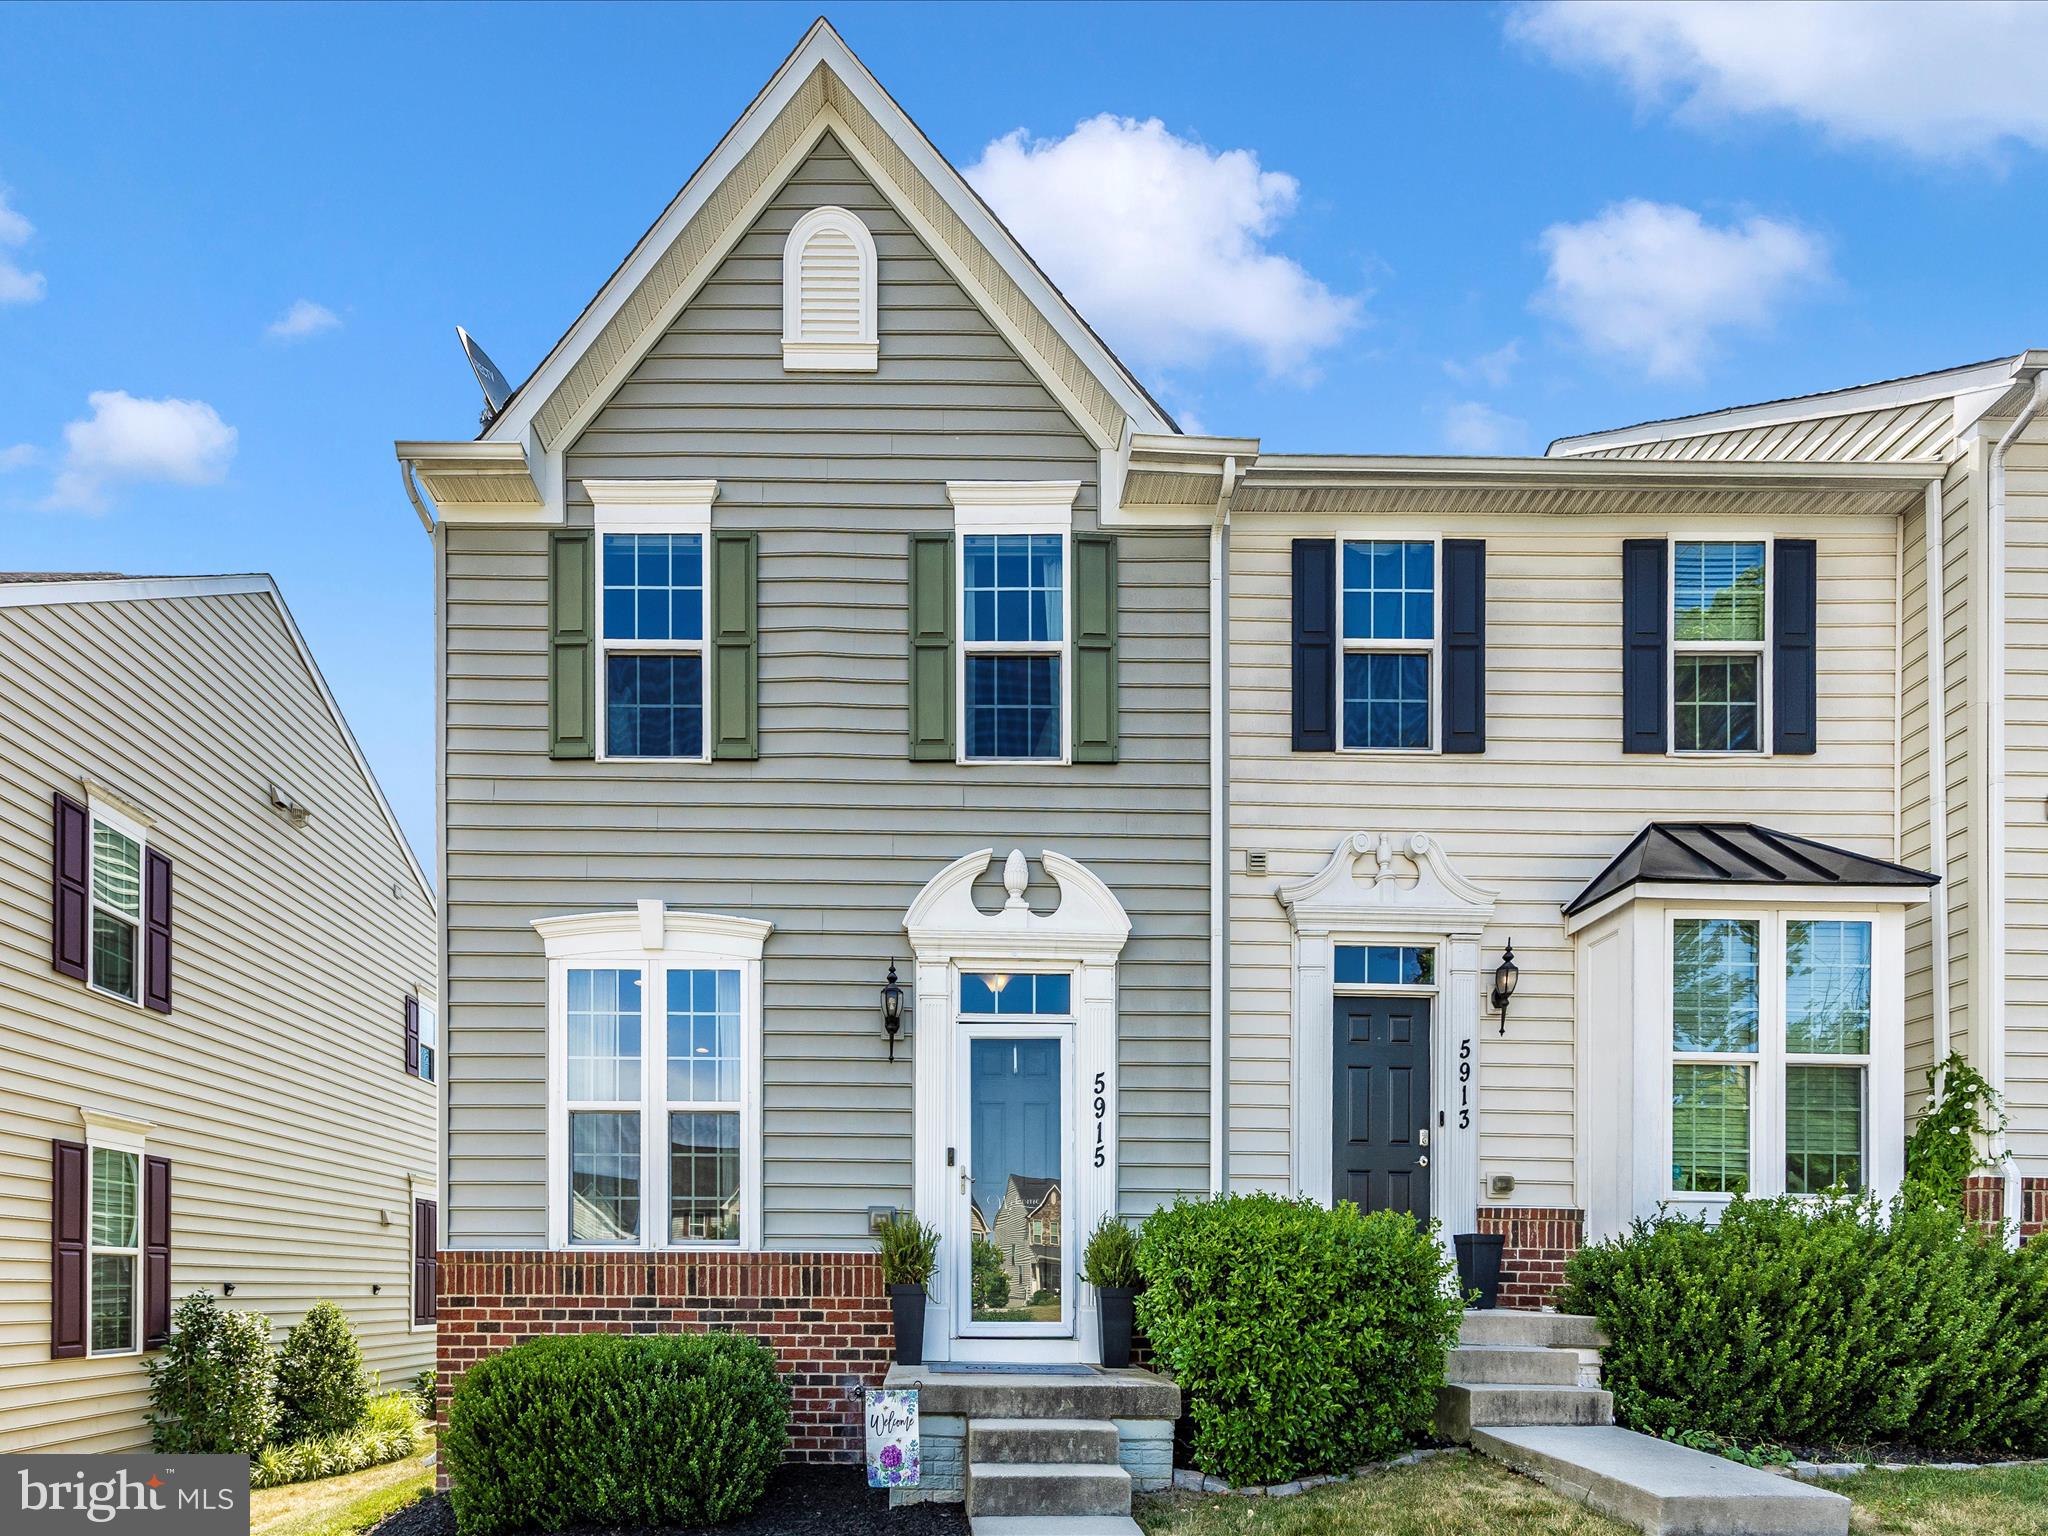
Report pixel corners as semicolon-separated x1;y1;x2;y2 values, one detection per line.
4;1;2046;868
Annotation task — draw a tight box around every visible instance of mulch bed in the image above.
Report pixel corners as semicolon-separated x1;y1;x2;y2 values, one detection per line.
370;1466;966;1536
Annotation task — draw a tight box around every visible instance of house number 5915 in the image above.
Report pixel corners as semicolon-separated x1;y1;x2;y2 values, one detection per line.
1093;1072;1107;1168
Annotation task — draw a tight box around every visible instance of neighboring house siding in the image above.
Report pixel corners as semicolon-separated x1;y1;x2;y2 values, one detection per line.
1571;398;1956;464
0;591;436;1453
2003;410;2048;1164
441;134;1211;1249
1226;514;1900;1208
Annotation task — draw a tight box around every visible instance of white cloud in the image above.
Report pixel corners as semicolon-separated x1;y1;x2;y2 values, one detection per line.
0;186;45;305
965;114;1361;379
46;391;238;512
1535;200;1827;380
1510;1;2048;159
0;442;40;470
1444;340;1522;390
1442;401;1529;455
266;299;341;341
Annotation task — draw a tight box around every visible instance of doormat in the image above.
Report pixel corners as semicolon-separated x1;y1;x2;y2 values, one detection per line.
920;1362;1094;1376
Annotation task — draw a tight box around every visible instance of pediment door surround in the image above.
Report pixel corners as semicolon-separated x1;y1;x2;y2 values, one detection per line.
1278;832;1498;1243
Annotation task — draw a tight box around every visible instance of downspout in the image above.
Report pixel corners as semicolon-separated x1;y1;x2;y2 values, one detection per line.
400;457;437;537
1986;370;2048;1234
1923;479;1953;1076
1209;456;1240;1195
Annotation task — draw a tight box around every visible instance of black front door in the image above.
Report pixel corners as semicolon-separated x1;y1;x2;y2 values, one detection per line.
1333;993;1431;1223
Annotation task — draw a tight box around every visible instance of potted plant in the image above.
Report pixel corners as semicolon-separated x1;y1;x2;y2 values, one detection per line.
1081;1213;1140;1368
877;1213;940;1366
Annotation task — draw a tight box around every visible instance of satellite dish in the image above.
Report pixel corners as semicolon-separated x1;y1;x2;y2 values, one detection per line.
456;326;514;425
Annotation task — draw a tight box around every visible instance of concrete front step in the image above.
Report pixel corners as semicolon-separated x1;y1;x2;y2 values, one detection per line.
971;1417;1121;1466
966;1462;1133;1520
1471;1425;1849;1536
970;1519;1142;1536
1445;1344;1587;1386
1437;1383;1614;1439
886;1364;1179;1422
1459;1310;1607;1351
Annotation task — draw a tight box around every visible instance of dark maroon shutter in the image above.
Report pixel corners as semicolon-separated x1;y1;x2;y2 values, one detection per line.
144;1156;171;1348
52;794;89;982
404;995;420;1077
52;1139;87;1358
143;849;173;1014
413;1199;437;1325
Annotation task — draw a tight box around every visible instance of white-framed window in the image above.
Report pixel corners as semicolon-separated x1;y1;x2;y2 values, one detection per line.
417;1000;438;1085
1333;943;1437;990
950;482;1080;765
87;800;148;1005
587;480;717;764
1339;537;1437;753
538;903;769;1251
1671;539;1769;755
1668;910;1872;1198
88;1141;142;1357
782;205;879;372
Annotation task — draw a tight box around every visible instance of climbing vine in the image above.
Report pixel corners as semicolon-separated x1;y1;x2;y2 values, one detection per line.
1903;1052;2006;1209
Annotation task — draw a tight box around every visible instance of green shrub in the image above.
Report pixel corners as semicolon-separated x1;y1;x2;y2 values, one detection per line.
147;1291;277;1454
274;1300;369;1443
1081;1213;1139;1289
253;1391;425;1489
971;1236;1010;1309
410;1367;439;1421
442;1333;789;1536
1135;1193;1461;1486
877;1212;939;1290
1563;1194;2048;1454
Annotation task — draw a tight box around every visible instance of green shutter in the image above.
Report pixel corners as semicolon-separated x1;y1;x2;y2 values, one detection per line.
548;529;595;760
711;530;758;760
1072;532;1119;764
908;532;955;761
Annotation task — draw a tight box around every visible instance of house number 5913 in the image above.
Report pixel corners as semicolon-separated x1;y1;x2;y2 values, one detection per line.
1457;1038;1472;1130
1093;1072;1107;1168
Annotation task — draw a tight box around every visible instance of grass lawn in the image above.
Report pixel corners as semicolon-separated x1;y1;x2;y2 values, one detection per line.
1133;1451;1631;1535
1834;1463;2048;1535
248;1436;437;1536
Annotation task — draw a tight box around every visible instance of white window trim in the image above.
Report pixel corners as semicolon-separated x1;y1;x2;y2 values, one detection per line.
588;480;718;766
1336;533;1441;756
782;205;879;372
949;482;1082;767
81;1110;149;1360
416;997;439;1086
1331;942;1441;996
536;902;771;1252
408;1174;438;1334
1668;535;1773;759
1662;906;1881;1204
81;787;151;1010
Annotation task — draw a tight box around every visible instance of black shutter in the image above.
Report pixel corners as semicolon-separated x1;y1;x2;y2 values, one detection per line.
1442;539;1486;754
143;849;172;1014
144;1156;171;1348
52;793;89;983
404;995;420;1077
1773;538;1818;755
1622;539;1669;754
52;1139;87;1358
413;1199;438;1325
1291;539;1336;752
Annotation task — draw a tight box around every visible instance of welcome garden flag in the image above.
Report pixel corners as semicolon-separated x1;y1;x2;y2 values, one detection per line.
865;1387;920;1488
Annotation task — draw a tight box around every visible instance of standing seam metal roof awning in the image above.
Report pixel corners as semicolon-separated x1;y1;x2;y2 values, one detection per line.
1564;823;1939;917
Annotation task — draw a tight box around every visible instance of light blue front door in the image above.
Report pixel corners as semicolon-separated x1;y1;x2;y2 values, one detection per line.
966;1035;1067;1333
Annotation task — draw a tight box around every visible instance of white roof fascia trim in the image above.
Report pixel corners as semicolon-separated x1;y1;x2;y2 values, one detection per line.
1549;356;2023;457
1236;456;1933;492
1562;880;1931;936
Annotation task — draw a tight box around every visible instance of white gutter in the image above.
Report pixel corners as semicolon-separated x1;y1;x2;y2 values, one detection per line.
1208;455;1240;1195
400;456;437;536
1922;479;1953;1076
1985;370;2047;1233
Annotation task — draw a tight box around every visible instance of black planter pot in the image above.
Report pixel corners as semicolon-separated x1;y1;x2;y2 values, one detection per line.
1098;1285;1136;1368
888;1284;928;1365
1455;1232;1504;1310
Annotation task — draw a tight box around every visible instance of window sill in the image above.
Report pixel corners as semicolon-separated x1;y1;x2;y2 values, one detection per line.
86;1347;142;1361
85;981;151;1013
958;756;1072;767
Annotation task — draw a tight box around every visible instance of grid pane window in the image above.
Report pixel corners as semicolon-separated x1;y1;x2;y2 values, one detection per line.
1342;653;1430;750
88;1147;139;1355
1672;1064;1751;1193
92;1147;138;1248
964;534;1063;643
966;655;1061;760
1671;919;1759;1053
667;969;741;1105
1785;921;1872;1054
567;969;642;1103
601;532;705;759
960;972;1071;1016
1674;656;1760;752
1340;540;1434;751
568;1110;640;1243
1675;543;1766;642
1334;945;1435;986
669;1111;740;1243
962;533;1064;761
1342;540;1434;641
1785;1065;1863;1193
90;821;142;1000
90;1255;135;1354
1672;541;1766;755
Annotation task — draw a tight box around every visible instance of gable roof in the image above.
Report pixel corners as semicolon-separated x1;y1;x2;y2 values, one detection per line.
482;18;1174;461
0;574;433;905
1564;822;1937;918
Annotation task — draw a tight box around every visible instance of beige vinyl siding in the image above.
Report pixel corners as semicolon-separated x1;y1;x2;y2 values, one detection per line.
2002;410;2048;1164
0;590;436;1454
442;135;1210;1248
1574;398;1956;464
1227;515;1901;1208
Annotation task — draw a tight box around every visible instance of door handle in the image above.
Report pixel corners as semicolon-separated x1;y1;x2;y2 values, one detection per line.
1416;1155;1429;1169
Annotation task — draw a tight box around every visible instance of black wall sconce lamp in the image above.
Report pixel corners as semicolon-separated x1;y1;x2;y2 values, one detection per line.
880;960;906;1062
221;1282;236;1297
1491;941;1519;1035
372;1284;383;1296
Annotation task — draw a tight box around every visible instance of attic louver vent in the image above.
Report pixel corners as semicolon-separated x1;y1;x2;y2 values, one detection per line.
783;205;878;372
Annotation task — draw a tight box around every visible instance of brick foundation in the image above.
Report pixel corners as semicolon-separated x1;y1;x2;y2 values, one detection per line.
2022;1178;2047;1243
436;1250;892;1462
1963;1173;2006;1235
1476;1206;1585;1309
